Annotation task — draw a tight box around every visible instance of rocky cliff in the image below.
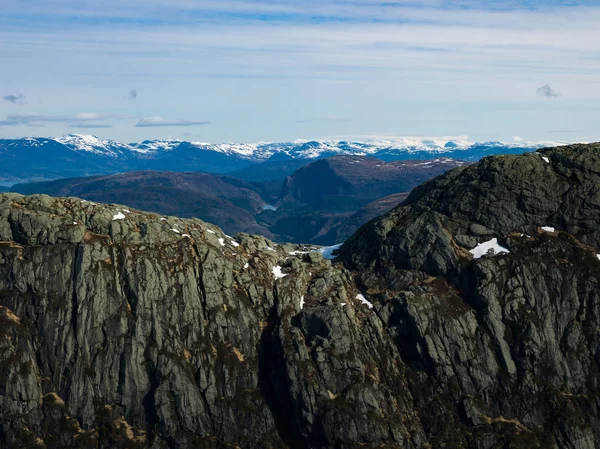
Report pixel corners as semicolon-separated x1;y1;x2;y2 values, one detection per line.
1;143;600;448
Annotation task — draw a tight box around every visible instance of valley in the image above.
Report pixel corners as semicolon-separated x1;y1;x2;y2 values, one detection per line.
11;156;464;245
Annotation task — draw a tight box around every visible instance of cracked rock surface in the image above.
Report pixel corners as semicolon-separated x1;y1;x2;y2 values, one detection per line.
1;143;600;448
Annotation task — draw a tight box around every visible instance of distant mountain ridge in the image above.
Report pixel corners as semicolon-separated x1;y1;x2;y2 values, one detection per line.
54;134;566;160
11;156;463;244
0;133;571;183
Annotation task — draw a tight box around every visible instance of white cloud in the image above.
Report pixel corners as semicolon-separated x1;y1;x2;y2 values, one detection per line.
136;116;210;127
0;112;124;127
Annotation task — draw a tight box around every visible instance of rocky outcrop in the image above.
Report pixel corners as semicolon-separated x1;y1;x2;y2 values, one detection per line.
340;143;600;448
1;143;600;448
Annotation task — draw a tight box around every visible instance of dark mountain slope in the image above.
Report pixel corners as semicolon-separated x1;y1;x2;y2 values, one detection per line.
12;171;271;237
1;144;600;447
265;156;463;243
226;158;313;201
325;192;410;243
226;158;312;182
280;156;460;208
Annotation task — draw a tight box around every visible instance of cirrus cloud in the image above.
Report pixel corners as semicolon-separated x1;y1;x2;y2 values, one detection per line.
136;116;210;127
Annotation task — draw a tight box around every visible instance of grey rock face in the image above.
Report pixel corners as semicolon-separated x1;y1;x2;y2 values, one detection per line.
1;144;600;448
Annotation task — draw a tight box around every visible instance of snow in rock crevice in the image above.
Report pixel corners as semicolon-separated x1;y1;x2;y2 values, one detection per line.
541;226;555;232
356;294;373;309
112;211;126;221
469;238;510;259
272;265;287;280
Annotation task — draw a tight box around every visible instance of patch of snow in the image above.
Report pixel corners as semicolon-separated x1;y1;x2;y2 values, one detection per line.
341;303;347;307
218;238;225;247
123;209;130;213
182;234;191;238
356;294;373;309
541;156;550;163
320;243;343;260
266;245;275;251
541;226;555;232
230;240;240;247
160;217;166;221
300;296;305;309
172;228;180;234
244;262;250;269
262;204;277;211
469;238;510;259
112;211;126;221
207;229;216;234
272;265;288;280
289;250;309;256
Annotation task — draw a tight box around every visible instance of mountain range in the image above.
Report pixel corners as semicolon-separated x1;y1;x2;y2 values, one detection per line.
0;134;567;183
11;156;464;244
1;143;599;448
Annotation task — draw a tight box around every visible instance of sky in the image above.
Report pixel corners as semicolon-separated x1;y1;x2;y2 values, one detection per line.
1;0;599;143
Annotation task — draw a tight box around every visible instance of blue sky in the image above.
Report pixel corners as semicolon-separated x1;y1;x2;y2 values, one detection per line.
1;0;599;143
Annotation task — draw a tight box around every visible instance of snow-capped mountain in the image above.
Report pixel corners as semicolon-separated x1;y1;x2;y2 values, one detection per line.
56;134;133;157
130;139;183;154
0;134;573;183
49;134;568;161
